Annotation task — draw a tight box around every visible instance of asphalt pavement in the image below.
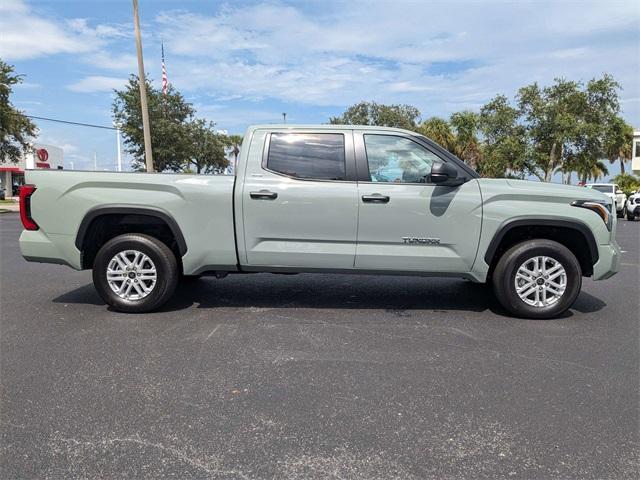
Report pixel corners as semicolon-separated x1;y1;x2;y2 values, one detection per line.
1;213;638;479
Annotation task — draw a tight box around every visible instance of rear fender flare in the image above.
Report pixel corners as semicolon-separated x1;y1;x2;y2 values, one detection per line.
74;205;187;256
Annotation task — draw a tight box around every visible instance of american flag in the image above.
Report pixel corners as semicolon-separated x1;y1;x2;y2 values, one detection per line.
161;42;168;97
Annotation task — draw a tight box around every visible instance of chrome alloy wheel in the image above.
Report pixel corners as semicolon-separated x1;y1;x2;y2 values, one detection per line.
106;250;157;301
514;256;567;308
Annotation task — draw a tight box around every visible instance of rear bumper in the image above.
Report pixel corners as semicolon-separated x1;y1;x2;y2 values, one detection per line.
19;230;82;270
592;241;621;280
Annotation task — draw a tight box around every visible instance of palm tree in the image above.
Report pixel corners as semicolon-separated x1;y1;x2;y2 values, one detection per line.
605;117;633;174
417;117;456;152
450;111;483;169
576;157;609;183
225;135;243;170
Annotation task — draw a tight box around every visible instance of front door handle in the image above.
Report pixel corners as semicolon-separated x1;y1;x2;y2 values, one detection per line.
362;193;390;204
250;190;278;200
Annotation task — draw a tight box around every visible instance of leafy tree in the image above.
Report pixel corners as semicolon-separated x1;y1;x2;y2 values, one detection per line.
330;101;421;130
517;75;625;183
479;95;529;178
185;119;228;174
113;75;228;174
113;75;195;172
0;60;36;163
517;79;586;182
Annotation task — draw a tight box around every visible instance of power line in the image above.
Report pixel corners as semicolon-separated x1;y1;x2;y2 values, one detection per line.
26;115;116;130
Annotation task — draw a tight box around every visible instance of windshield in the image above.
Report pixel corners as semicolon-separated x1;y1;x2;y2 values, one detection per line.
588;185;613;193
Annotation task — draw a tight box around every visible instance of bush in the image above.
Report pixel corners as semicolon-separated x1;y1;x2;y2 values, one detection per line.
612;173;640;195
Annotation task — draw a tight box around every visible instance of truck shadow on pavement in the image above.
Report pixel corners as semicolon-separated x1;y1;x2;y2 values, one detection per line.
53;274;606;318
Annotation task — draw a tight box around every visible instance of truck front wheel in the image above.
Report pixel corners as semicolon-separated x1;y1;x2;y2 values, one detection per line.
492;239;582;319
92;233;179;313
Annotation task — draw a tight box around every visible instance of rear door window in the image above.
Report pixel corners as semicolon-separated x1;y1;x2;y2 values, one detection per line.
267;133;346;180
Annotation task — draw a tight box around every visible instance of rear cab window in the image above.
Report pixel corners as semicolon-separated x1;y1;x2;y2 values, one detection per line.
266;133;346;180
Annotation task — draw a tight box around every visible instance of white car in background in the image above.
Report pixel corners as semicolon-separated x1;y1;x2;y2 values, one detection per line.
625;190;640;221
585;183;627;218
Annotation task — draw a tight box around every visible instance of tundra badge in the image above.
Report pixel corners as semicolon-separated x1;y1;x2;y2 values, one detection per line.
402;237;440;245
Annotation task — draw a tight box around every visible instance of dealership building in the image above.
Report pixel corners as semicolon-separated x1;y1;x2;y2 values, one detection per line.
633;129;640;176
0;144;63;197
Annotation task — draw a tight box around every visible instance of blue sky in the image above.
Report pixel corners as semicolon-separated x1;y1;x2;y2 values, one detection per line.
1;0;639;173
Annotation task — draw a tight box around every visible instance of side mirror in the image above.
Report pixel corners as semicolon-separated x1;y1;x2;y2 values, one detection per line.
430;161;459;184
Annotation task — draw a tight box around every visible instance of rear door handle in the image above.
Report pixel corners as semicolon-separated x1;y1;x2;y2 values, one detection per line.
362;193;390;204
250;190;278;200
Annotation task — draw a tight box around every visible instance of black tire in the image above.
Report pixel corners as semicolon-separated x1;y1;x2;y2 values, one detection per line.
492;239;582;319
92;233;179;313
627;210;635;221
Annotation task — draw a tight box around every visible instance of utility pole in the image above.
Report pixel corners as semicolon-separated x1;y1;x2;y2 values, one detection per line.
132;0;154;173
282;112;287;124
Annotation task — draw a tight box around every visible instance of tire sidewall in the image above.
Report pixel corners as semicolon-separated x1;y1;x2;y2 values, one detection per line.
494;241;582;319
93;234;177;313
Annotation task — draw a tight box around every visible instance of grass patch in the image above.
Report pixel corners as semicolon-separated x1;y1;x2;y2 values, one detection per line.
0;199;17;204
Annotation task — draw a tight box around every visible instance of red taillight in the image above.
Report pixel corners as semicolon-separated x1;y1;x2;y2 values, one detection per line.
19;185;39;231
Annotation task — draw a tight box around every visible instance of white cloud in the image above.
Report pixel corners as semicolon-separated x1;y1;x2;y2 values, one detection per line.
82;51;138;71
151;0;640;124
67;76;126;93
0;0;128;60
4;0;639;129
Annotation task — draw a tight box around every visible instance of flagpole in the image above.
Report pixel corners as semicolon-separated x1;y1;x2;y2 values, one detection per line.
132;0;154;173
161;41;167;113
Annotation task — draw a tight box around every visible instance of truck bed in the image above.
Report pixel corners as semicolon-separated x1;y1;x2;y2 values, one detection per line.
21;170;238;274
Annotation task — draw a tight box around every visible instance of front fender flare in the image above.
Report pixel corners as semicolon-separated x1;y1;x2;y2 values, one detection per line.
483;216;599;266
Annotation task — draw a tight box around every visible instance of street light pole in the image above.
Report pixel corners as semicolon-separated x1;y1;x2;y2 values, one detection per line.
114;122;123;172
132;0;154;173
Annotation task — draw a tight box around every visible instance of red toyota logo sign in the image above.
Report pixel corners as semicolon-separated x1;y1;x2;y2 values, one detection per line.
36;148;49;162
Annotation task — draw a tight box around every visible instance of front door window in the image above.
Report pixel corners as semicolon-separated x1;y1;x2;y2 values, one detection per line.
363;135;440;183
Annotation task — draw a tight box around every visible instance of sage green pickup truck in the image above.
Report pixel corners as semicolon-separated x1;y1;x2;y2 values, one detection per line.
19;125;621;318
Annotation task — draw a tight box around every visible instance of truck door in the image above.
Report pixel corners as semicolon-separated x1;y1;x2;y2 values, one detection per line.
240;129;359;269
354;132;482;273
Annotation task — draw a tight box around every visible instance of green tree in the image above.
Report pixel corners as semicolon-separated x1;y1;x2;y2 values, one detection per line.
416;117;456;151
517;79;586;182
517;74;624;183
330;101;421;130
0;60;36;163
185;119;228;174
113;75;195;172
479;95;529;178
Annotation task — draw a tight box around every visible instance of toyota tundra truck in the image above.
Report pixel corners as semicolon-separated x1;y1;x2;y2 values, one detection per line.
19;125;621;318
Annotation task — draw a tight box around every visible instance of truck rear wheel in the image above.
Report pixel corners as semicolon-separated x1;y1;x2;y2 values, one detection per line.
492;239;582;319
92;234;178;313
